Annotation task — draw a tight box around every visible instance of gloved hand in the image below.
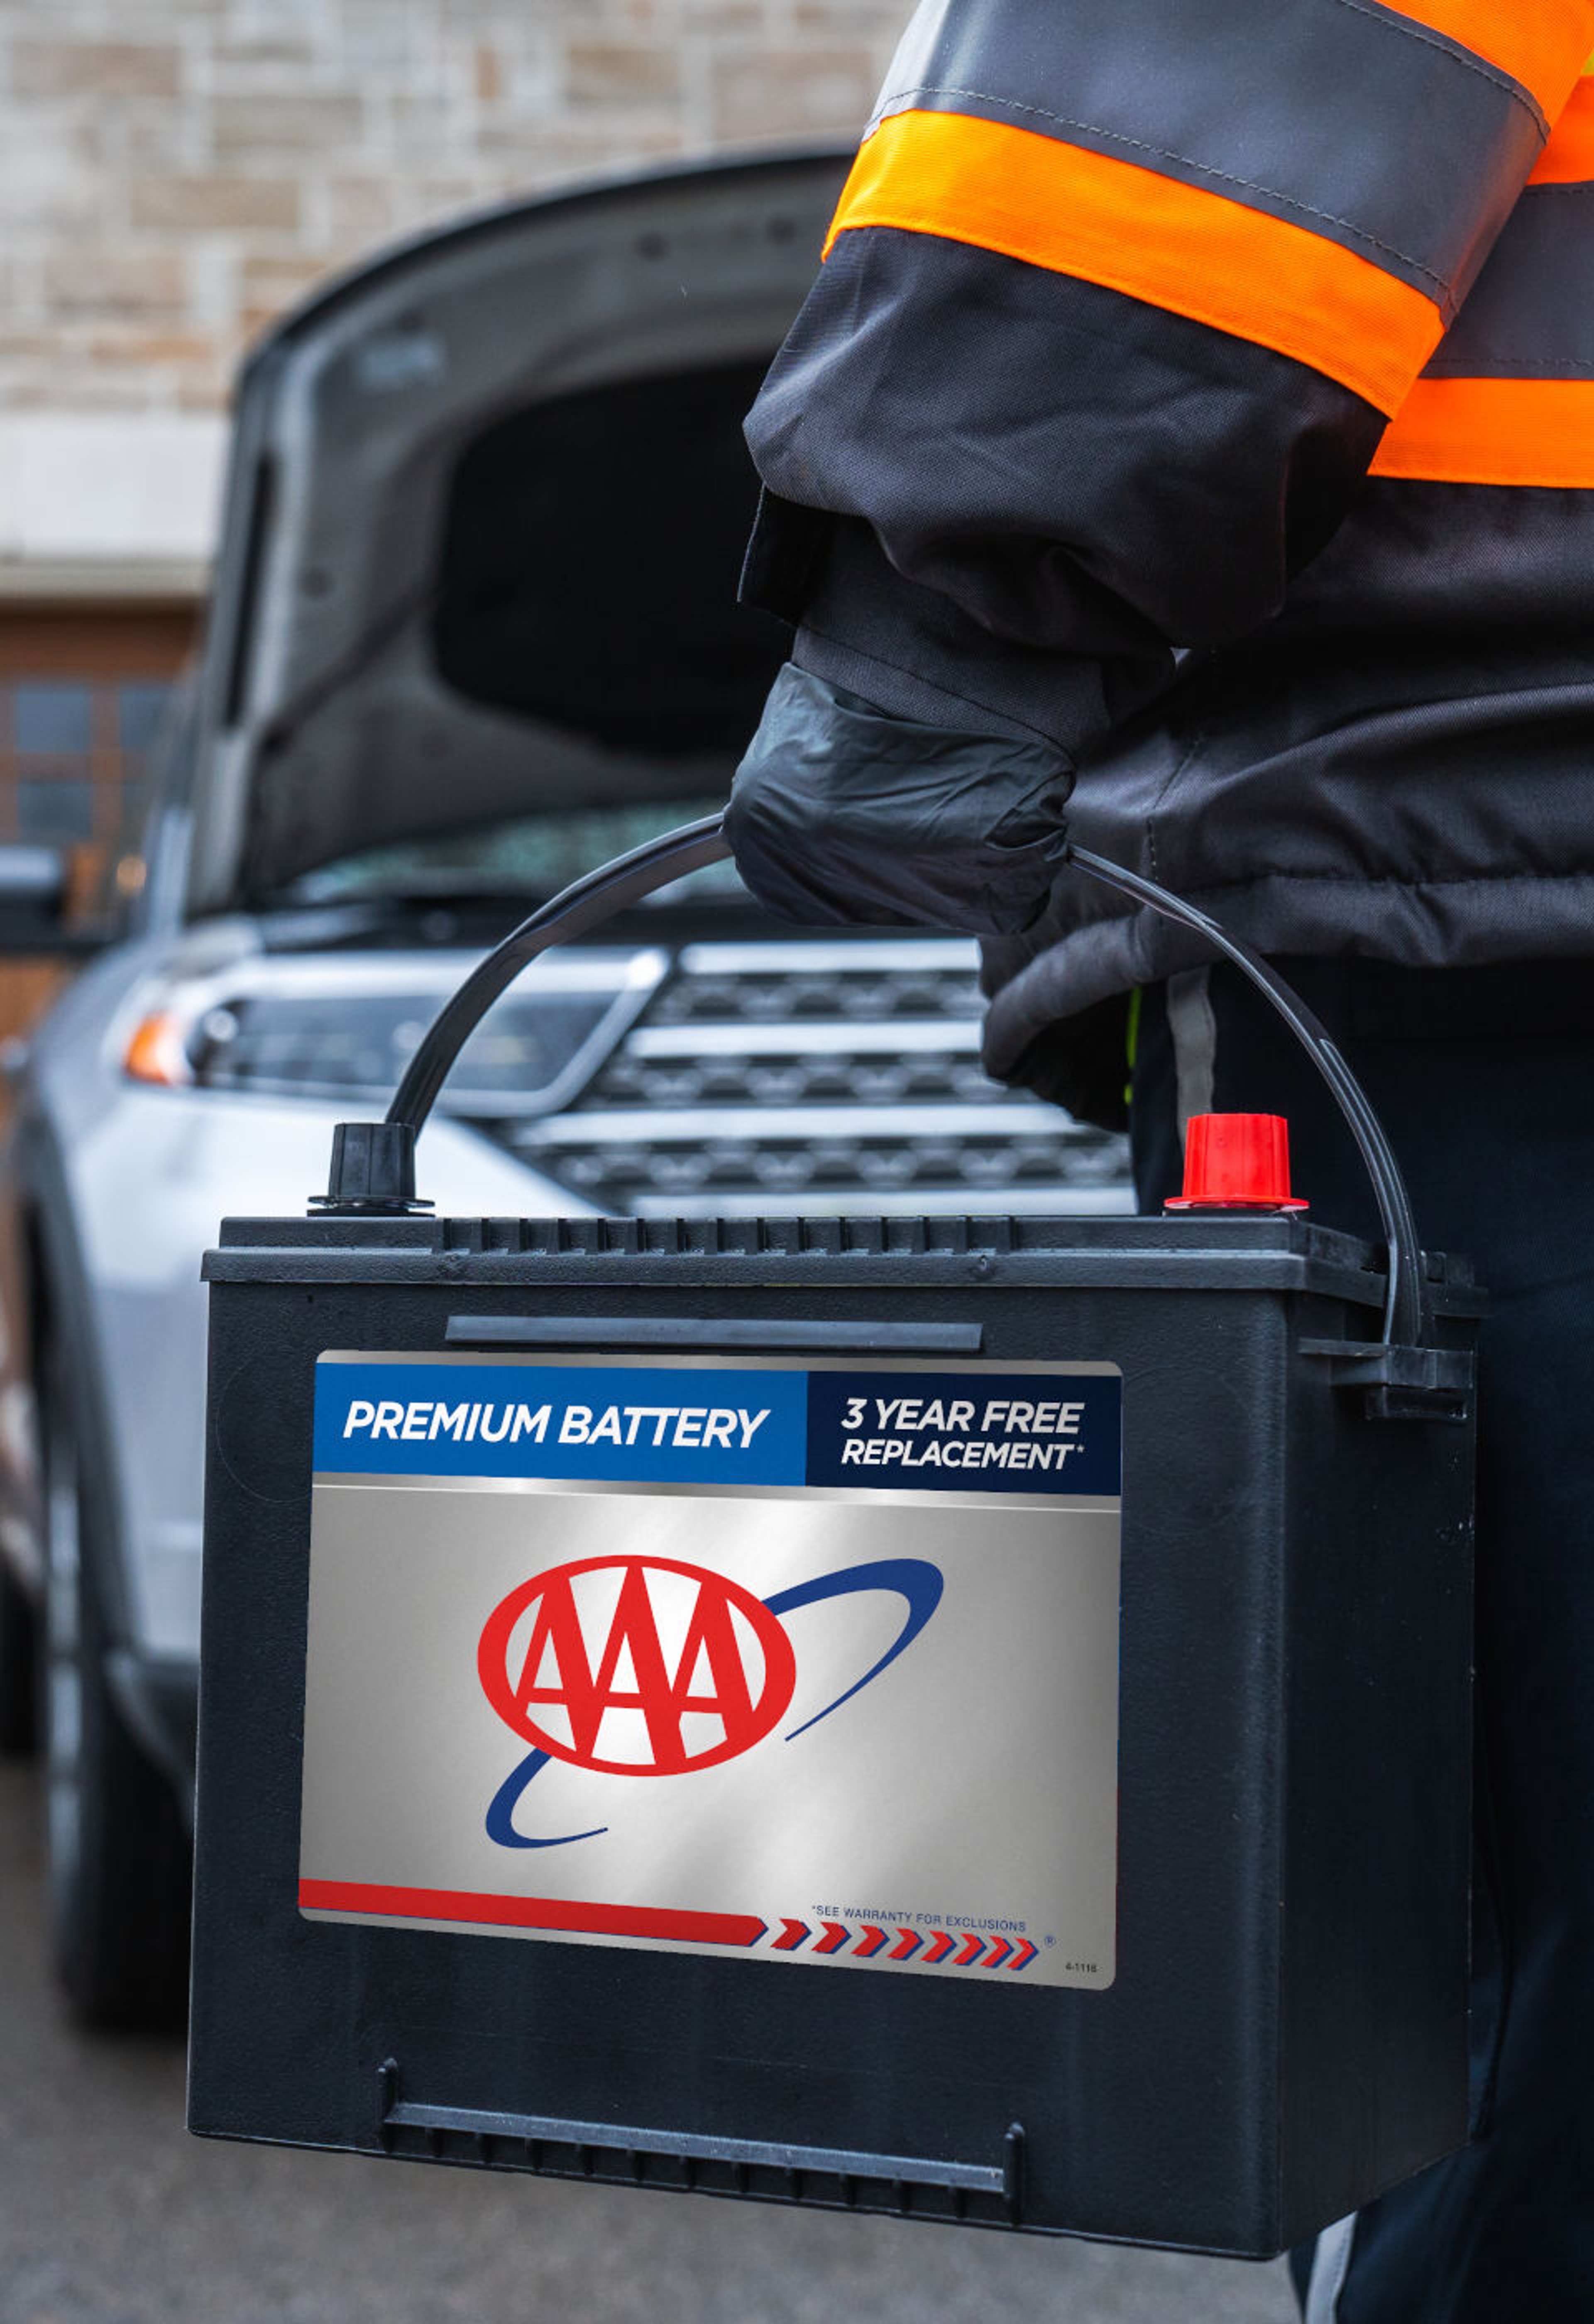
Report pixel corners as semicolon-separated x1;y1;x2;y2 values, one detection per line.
724;663;1073;937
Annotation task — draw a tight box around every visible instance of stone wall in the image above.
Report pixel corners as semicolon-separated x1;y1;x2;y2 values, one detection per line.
1;0;906;421
0;0;907;587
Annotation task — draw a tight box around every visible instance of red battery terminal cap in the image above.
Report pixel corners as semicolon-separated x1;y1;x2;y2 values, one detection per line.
1164;1113;1309;1212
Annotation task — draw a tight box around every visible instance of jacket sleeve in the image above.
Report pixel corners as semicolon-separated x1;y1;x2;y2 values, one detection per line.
728;0;1594;932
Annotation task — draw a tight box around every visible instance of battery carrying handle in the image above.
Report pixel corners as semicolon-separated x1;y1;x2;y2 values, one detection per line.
322;812;1433;1355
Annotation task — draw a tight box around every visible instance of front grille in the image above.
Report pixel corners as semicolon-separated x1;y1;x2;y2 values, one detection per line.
475;939;1132;1218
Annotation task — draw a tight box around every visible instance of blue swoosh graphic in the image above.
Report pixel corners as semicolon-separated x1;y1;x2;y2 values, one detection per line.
484;1749;608;1849
762;1558;944;1741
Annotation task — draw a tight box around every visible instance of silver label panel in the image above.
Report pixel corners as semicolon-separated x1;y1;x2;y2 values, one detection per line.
300;1354;1122;1990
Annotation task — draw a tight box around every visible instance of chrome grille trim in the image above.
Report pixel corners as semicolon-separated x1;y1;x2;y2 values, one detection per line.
523;1102;1083;1145
674;940;977;974
629;1187;1138;1220
624;1020;983;1057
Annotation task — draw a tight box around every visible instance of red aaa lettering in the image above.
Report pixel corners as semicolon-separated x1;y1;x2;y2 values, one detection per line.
478;1556;797;1776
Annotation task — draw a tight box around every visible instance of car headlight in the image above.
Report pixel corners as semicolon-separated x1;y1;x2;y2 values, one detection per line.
122;952;665;1112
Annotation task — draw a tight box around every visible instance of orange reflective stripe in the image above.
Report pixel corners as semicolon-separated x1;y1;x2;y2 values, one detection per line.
1373;1;1594;120
824;110;1442;417
1530;75;1594;178
1371;378;1594;483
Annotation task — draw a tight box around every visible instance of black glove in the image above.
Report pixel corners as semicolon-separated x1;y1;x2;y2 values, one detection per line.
724;663;1073;937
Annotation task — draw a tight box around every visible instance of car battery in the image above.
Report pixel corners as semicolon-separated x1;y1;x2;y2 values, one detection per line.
188;821;1481;2258
189;1194;1479;2258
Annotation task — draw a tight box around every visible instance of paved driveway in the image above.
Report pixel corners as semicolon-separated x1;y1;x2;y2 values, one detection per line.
0;1765;1296;2324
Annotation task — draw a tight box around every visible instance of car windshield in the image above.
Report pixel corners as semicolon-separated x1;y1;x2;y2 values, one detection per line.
286;797;744;907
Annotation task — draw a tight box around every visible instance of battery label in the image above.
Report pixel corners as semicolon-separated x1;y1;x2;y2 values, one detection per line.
300;1352;1122;1989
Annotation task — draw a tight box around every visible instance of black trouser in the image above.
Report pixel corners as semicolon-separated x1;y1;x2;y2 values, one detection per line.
1132;957;1594;2324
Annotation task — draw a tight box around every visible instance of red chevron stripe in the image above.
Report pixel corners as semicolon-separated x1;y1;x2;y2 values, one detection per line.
854;1924;887;1958
887;1926;922;1960
921;1930;954;1964
981;1938;1013;1969
773;1918;810;1951
815;1920;850;1955
952;1933;985;1966
1009;1940;1038;1972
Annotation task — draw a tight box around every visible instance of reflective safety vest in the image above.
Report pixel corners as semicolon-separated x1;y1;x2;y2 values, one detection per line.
741;2;1594;1075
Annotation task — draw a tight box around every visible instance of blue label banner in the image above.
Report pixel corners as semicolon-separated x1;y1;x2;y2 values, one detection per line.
314;1359;1121;1496
314;1362;808;1486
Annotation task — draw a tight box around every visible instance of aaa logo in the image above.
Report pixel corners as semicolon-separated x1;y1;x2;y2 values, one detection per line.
478;1557;797;1777
479;1552;942;1848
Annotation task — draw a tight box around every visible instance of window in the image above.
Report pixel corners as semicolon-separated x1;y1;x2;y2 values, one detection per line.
15;683;93;756
17;779;94;843
0;613;194;877
118;682;172;759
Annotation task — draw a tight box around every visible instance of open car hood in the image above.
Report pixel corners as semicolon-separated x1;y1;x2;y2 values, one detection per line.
186;149;846;915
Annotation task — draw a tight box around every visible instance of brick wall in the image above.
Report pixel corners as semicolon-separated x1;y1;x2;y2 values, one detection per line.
1;0;907;420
